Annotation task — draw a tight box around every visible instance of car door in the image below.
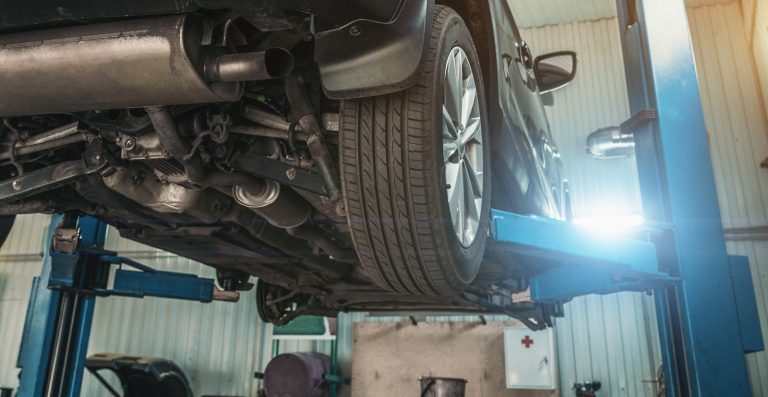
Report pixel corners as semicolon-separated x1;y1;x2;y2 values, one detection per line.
488;0;562;217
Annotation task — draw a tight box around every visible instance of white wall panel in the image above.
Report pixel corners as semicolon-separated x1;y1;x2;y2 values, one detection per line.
509;0;737;28
509;0;617;29
748;0;768;118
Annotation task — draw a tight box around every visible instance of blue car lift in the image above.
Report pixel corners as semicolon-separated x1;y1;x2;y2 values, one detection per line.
15;213;232;397
12;0;763;396
493;1;763;395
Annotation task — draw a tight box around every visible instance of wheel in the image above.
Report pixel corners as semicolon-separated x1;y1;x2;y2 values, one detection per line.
0;215;14;248
340;5;491;295
256;279;284;324
256;279;308;325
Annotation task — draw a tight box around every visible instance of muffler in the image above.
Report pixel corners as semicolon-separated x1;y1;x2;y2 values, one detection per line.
0;14;294;117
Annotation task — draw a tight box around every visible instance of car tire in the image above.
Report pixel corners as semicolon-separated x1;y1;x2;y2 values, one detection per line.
0;215;14;249
340;5;491;295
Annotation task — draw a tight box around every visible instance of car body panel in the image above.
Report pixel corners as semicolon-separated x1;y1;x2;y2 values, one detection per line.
487;0;563;217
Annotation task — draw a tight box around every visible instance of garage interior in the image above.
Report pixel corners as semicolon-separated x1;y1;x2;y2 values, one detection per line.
0;0;767;396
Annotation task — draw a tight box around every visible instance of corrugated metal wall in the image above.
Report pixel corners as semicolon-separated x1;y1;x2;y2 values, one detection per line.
1;2;767;396
510;0;733;29
744;0;768;118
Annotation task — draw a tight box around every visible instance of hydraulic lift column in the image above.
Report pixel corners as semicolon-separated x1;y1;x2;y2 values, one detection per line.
16;214;234;397
16;214;108;397
616;0;762;395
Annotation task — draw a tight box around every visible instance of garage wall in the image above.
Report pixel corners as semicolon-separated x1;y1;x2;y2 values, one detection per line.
1;2;767;397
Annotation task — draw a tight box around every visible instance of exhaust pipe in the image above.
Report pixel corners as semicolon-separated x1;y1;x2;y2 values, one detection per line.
0;14;293;117
205;48;294;82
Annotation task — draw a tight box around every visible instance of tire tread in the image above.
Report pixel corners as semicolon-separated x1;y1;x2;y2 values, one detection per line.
340;6;474;295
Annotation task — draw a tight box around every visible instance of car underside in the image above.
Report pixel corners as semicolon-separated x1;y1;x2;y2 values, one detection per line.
0;0;571;329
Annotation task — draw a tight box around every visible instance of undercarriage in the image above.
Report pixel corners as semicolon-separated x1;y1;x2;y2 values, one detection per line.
0;4;561;328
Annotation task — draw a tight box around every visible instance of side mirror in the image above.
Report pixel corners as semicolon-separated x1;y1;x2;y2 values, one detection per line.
534;51;577;94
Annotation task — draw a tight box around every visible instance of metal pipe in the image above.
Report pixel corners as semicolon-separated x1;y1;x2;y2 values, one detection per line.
287;225;357;263
0;134;91;161
230;125;339;145
146;106;271;195
284;75;341;201
205;48;294;82
145;106;206;183
231;125;293;140
242;107;292;131
17;122;81;147
44;293;73;397
586;126;635;158
0;14;243;117
230;181;311;229
241;107;341;132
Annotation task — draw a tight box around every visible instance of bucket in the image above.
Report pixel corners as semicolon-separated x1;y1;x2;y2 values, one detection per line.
264;352;331;397
419;377;467;397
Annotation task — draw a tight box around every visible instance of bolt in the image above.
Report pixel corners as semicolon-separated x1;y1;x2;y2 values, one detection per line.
123;137;136;151
11;180;21;191
286;168;297;180
91;152;103;163
214;146;227;158
212;200;225;213
335;202;346;217
348;25;362;36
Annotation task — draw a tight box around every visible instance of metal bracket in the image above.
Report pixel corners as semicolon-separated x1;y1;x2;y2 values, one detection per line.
489;210;676;303
52;227;78;254
96;254;239;303
620;108;657;134
0;158;106;204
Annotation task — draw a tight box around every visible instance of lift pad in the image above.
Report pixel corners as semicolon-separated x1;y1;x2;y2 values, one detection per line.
489;209;674;302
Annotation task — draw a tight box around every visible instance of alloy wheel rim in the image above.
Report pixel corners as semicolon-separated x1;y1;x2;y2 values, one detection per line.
442;46;484;248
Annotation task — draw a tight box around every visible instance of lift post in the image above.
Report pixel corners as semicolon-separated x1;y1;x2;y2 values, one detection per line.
16;214;230;397
615;0;762;395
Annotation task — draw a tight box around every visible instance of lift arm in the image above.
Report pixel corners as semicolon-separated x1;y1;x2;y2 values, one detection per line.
16;214;233;397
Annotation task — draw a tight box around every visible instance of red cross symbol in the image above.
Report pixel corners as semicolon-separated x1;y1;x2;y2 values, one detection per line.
521;335;534;348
